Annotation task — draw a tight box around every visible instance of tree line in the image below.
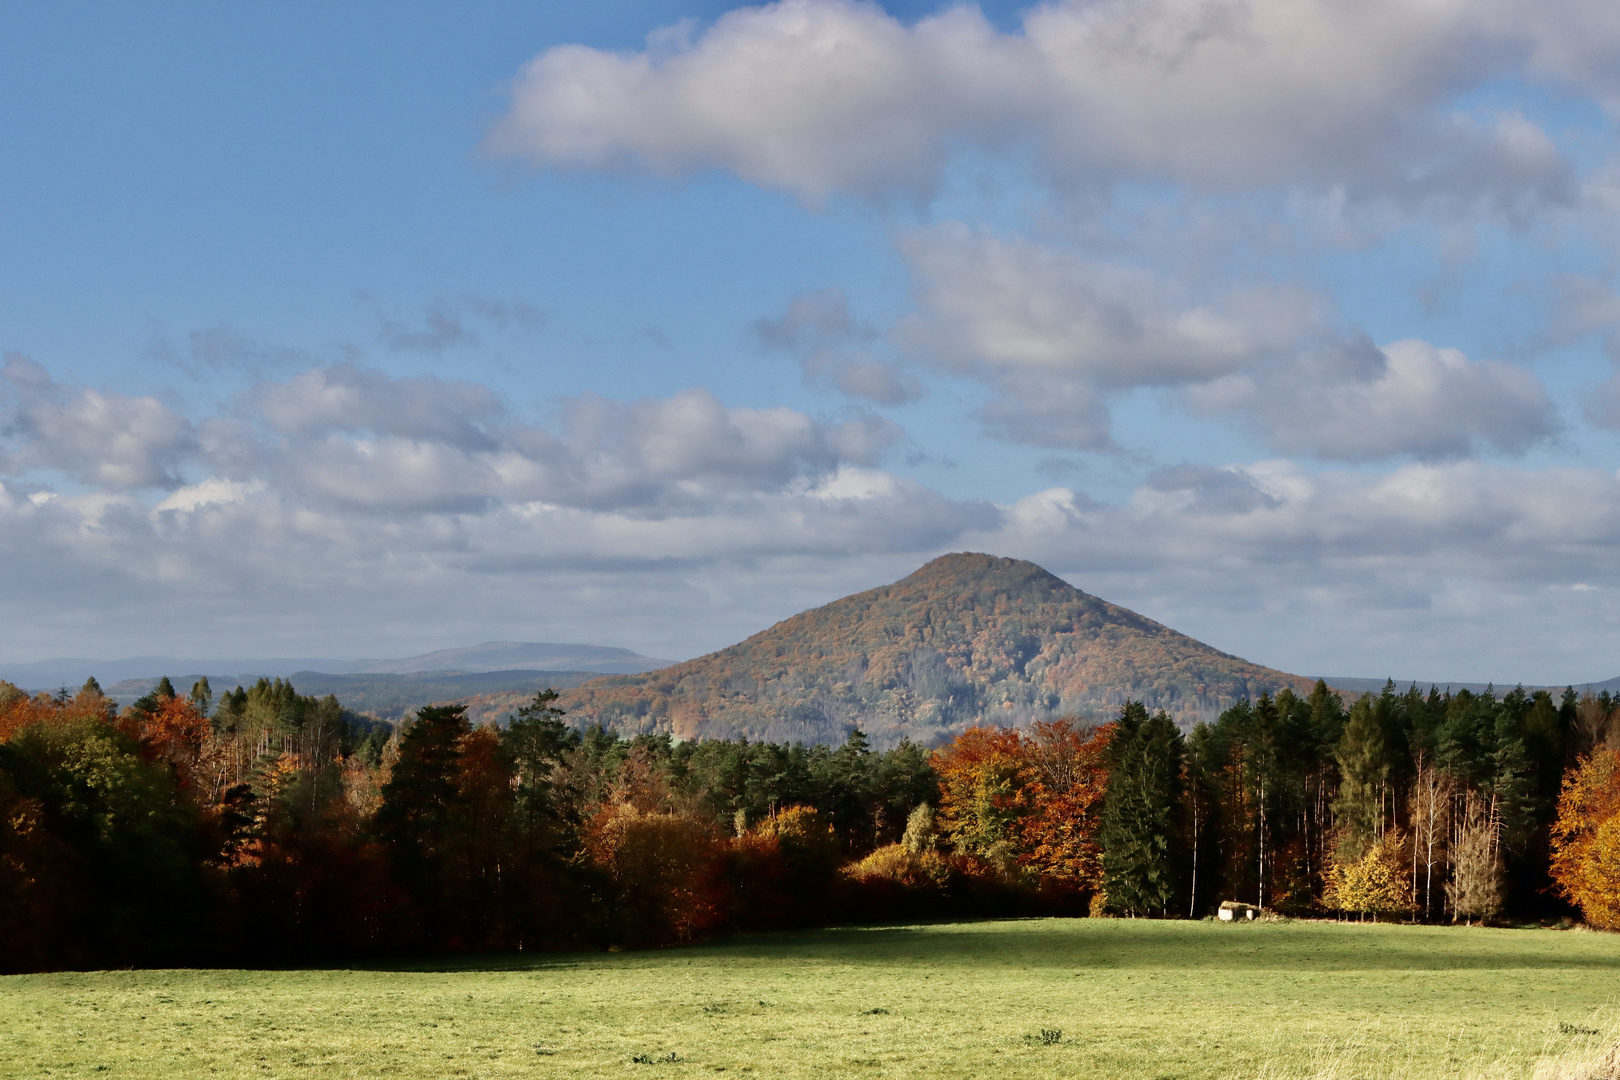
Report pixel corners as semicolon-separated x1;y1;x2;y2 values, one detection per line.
2;674;1618;973
1076;682;1620;924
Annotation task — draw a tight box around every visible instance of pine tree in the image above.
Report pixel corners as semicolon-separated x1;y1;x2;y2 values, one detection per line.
375;704;472;932
188;677;212;717
503;689;578;823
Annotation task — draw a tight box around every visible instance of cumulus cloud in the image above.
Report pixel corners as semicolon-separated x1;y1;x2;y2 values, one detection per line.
251;365;506;447
962;459;1620;679
891;228;1554;458
895;226;1316;447
559;388;904;507
0;355;194;490
1189;338;1556;459
489;0;1581;208
0;360;932;530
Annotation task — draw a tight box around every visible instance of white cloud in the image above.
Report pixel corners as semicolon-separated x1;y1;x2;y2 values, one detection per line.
251;364;505;447
899;227;1292;388
1;355;194;490
1189;338;1556;459
895;225;1313;448
891;228;1553;458
154;477;264;514
489;0;1582;208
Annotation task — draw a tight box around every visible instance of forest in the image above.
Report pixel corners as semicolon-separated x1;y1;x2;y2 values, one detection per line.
2;672;1619;973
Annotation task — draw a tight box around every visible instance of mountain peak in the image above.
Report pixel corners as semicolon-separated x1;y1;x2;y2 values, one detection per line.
558;554;1309;746
902;552;1080;597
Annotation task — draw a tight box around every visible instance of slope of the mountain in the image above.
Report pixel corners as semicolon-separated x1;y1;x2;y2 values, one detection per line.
556;553;1314;745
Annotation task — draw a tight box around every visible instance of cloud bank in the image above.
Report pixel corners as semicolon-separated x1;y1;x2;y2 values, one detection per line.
1;359;1615;680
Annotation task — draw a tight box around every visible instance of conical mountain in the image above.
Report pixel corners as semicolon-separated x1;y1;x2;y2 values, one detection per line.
557;553;1313;745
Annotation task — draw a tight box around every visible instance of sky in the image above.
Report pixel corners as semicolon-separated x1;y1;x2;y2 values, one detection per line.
4;0;1620;683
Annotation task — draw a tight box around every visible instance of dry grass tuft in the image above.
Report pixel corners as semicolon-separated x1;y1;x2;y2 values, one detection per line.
1250;1011;1620;1080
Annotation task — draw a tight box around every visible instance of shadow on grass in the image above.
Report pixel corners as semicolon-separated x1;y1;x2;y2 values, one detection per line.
328;917;1620;976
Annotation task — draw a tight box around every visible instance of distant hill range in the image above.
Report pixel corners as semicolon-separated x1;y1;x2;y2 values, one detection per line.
1318;675;1618;697
0;640;672;693
347;642;672;676
554;552;1318;745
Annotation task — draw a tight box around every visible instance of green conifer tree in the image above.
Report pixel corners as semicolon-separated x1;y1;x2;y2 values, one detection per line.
375;704;472;932
1100;702;1184;916
1333;694;1388;860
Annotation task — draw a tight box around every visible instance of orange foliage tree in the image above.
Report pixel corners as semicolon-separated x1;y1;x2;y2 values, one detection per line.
0;681;114;743
1018;720;1111;887
586;804;722;947
934;724;1030;860
128;695;214;791
1550;750;1620;929
933;719;1110;890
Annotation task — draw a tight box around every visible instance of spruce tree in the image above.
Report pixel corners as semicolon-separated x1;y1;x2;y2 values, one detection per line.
1100;702;1184;916
1333;695;1388;860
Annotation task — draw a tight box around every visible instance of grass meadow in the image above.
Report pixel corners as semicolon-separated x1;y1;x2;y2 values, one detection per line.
4;918;1619;1080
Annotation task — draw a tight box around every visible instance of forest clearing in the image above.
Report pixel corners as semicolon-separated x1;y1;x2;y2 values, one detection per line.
4;918;1619;1080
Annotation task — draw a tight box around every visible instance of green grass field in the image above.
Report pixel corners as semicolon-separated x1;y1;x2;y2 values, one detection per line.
4;919;1619;1079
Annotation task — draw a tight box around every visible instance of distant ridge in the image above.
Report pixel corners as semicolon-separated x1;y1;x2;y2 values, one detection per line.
353;641;671;676
0;641;672;692
556;552;1317;745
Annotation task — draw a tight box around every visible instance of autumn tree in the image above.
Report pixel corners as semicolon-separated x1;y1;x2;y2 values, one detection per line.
1325;831;1412;921
1016;719;1110;891
1549;749;1620;929
1408;751;1452;920
934;725;1031;863
1448;795;1505;924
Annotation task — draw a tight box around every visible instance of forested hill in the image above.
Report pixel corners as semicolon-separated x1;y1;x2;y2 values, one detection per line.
556;553;1313;745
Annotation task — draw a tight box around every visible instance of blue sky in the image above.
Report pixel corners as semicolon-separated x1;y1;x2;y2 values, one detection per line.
4;0;1620;684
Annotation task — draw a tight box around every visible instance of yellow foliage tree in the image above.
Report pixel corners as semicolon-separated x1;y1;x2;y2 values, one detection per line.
1550;750;1620;930
1325;831;1413;920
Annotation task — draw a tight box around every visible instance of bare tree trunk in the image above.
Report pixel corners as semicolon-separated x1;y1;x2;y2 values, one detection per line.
1257;775;1267;911
1189;791;1200;918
